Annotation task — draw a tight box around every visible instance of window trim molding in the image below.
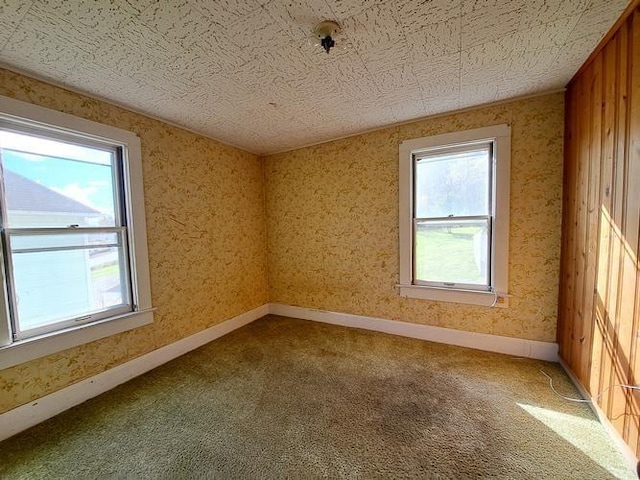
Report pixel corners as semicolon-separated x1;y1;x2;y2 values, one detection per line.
398;124;511;307
0;95;154;369
0;309;154;370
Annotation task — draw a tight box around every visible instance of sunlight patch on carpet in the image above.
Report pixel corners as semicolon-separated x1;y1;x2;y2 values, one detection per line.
517;403;626;478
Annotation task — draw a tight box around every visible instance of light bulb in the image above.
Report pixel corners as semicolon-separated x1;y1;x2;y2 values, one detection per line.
306;34;322;48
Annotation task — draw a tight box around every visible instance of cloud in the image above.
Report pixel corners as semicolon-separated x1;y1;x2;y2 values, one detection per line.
88;180;110;187
1;131;112;165
52;183;101;211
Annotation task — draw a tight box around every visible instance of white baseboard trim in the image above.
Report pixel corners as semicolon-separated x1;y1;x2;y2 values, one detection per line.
269;303;558;362
1;303;559;443
558;357;638;469
0;304;269;443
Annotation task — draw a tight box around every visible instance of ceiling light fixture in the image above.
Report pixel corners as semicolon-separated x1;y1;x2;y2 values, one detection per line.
309;20;341;54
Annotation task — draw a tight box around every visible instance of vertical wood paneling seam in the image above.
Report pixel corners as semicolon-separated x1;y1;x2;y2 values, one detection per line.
598;33;619;418
563;84;577;364
569;77;584;369
574;69;592;378
589;53;607;397
568;79;579;366
583;56;604;387
623;9;640;445
558;88;576;363
607;21;626;425
608;19;629;436
621;14;633;442
634;11;640;455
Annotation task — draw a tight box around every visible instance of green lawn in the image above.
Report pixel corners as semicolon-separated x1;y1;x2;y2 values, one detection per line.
91;262;119;280
415;225;484;284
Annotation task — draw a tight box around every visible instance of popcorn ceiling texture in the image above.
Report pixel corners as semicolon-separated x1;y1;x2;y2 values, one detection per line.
0;0;627;154
0;68;269;414
264;93;564;343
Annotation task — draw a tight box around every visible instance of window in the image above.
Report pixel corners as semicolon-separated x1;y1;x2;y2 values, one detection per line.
0;95;153;369
398;125;510;307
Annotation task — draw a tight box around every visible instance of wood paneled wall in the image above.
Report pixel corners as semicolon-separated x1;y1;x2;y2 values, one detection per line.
559;2;640;458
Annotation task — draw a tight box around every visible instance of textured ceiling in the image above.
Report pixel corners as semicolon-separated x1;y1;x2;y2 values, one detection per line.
0;0;629;154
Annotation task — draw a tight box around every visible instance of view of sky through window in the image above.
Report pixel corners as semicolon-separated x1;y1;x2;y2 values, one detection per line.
0;130;128;333
415;148;490;219
0;131;115;217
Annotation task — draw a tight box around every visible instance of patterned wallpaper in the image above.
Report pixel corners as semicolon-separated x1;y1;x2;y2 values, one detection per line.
264;93;564;343
0;69;269;414
0;69;563;415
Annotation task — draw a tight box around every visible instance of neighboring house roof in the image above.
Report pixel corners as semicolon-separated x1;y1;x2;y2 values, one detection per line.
4;169;100;215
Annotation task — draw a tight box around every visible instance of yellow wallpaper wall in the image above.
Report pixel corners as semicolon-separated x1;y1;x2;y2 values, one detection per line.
0;69;269;413
264;93;564;343
0;69;563;415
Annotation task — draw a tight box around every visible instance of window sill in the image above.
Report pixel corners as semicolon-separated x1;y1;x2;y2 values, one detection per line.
398;284;509;308
0;309;154;370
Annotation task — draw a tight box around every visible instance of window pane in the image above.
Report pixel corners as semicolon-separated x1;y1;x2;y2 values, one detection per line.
415;146;490;218
0;130;118;228
11;246;130;332
414;219;489;286
11;232;120;251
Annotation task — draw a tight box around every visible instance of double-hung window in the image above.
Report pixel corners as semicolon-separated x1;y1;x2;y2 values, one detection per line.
398;125;511;307
0;95;153;369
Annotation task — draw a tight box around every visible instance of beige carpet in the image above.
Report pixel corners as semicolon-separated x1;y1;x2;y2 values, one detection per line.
0;315;634;479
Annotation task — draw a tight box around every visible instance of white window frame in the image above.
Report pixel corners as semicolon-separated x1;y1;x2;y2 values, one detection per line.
398;124;511;307
0;95;154;370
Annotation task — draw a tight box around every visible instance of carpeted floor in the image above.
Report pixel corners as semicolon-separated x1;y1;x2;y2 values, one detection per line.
0;315;635;479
